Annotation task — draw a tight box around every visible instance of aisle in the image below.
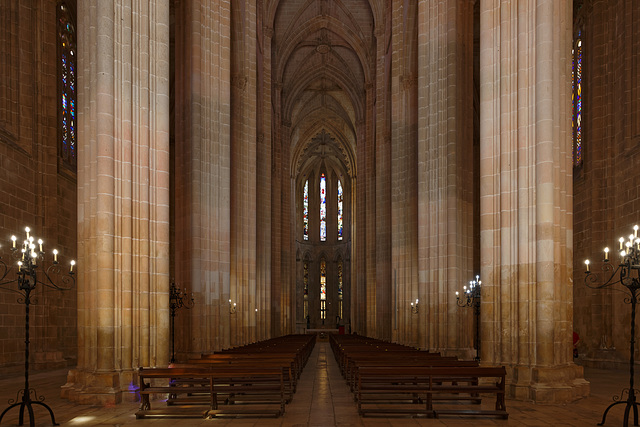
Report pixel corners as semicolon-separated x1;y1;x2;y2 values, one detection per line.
281;340;361;426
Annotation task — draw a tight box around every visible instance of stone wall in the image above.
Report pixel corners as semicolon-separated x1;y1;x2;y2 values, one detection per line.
573;0;640;369
0;1;78;371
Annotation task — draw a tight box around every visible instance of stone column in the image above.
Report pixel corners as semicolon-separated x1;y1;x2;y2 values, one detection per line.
417;0;475;355
230;0;258;345
375;14;392;342
64;1;170;405
480;0;589;402
391;0;419;345
173;0;232;355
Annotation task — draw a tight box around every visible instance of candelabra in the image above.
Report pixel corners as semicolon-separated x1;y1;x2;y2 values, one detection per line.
456;275;481;361
228;299;237;314
584;225;640;427
410;298;419;314
169;281;194;363
0;227;75;427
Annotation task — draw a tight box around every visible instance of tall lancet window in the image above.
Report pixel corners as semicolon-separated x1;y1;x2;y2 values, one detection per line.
303;180;309;240
320;173;327;241
572;30;583;167
320;259;326;321
58;0;77;169
337;180;343;240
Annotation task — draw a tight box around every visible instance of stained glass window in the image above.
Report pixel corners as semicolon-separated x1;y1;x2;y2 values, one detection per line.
58;1;77;169
573;31;583;167
303;180;309;240
320;173;327;242
320;259;326;321
337;180;343;240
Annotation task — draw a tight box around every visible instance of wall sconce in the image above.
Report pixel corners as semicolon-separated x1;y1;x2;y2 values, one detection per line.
229;299;237;314
411;298;419;314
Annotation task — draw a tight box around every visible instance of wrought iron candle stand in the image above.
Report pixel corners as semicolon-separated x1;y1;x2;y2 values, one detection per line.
585;225;640;427
410;298;419;314
169;281;194;363
0;227;75;427
456;275;481;361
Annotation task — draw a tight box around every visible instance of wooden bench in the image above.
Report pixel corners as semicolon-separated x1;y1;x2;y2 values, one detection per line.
356;366;508;419
348;358;478;394
184;357;297;400
136;366;286;419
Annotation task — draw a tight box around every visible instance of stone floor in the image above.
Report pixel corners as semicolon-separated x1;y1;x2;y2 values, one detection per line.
0;342;633;426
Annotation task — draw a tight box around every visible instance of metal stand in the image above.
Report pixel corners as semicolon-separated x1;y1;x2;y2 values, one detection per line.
585;236;640;427
169;281;194;363
0;287;58;426
0;228;75;427
596;288;639;426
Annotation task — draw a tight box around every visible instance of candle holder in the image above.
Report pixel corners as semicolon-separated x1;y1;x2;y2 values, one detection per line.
228;299;237;314
0;227;75;427
410;298;419;314
169;281;194;363
457;275;481;361
584;225;640;426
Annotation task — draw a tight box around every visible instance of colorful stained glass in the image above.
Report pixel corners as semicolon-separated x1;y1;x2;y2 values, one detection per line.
337;180;343;240
320;173;326;241
58;1;76;168
303;180;309;240
573;32;582;166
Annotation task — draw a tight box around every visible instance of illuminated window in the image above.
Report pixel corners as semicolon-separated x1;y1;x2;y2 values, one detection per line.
337;180;343;240
303;180;309;240
58;1;77;169
320;259;326;321
320;173;326;241
573;31;582;167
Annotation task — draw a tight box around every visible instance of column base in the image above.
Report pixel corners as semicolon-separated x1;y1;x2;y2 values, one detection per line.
508;364;590;403
60;368;140;405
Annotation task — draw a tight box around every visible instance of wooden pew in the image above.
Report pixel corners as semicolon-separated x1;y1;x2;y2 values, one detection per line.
136;366;286;419
356;365;508;419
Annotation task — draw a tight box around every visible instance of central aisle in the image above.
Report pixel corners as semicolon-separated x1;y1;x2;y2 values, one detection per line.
282;340;362;426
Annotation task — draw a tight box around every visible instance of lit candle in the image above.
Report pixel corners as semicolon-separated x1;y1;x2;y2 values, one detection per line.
621;250;627;258
52;249;58;263
70;260;76;273
415;298;419;305
620;237;625;250
604;247;609;261
635;225;638;238
17;261;22;272
11;235;16;248
38;239;43;252
456;291;459;297
585;259;590;272
25;227;30;240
